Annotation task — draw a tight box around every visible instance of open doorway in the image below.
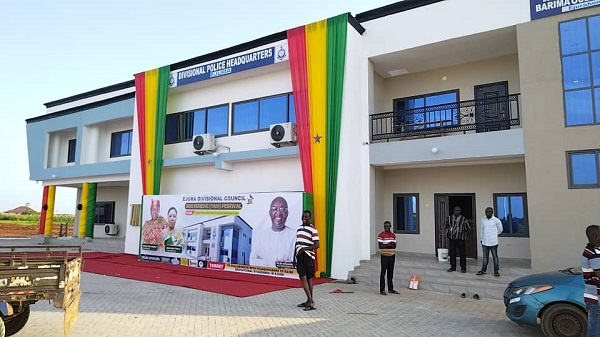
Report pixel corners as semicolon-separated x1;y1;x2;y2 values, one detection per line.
434;194;477;259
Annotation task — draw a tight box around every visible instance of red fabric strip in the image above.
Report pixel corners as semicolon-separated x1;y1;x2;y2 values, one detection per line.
287;26;313;193
134;72;147;195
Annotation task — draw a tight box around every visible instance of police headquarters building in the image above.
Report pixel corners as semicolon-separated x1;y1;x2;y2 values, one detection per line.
26;0;600;279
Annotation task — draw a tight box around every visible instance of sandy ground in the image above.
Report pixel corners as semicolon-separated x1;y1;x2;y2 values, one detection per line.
0;223;69;237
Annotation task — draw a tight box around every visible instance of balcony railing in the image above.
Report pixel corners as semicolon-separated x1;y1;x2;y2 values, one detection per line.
370;94;521;141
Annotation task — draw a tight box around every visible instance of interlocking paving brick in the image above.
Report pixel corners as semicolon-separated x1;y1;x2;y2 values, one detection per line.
17;272;544;337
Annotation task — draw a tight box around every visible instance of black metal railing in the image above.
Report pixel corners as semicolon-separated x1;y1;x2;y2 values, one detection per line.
370;94;521;141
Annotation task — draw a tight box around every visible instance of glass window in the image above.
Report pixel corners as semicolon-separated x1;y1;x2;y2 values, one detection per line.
233;101;258;134
394;91;458;130
232;93;295;134
563;54;591;89
165;104;228;144
207;105;228;136
67;139;76;163
560;19;588;55
560;15;600;126
393;194;419;234
289;94;296;124
589;16;600;50
110;130;133;157
193;109;206;135
165;115;179;143
565;89;594;125
494;194;528;237
259;95;287;129
568;151;599;187
95;201;115;224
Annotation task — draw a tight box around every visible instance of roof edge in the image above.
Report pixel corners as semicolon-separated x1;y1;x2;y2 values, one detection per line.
44;80;135;108
356;0;445;23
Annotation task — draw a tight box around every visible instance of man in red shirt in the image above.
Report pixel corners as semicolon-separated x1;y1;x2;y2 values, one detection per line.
378;221;399;295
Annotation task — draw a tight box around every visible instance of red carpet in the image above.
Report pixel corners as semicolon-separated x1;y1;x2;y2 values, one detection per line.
82;252;330;297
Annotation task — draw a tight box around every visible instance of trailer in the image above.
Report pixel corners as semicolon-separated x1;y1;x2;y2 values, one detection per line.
0;245;82;337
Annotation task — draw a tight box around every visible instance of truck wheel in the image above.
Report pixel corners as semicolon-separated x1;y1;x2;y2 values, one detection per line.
3;306;29;337
540;303;586;337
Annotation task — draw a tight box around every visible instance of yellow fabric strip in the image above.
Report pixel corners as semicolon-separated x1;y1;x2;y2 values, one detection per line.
305;19;328;276
44;185;56;236
145;69;158;195
79;183;89;238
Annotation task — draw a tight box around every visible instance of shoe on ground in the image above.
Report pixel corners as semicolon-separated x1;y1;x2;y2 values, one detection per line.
460;269;466;273
380;291;387;295
447;268;455;272
476;271;486;275
389;290;399;294
494;272;500;277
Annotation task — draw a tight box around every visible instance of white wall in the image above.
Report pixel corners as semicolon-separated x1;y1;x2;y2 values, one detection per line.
361;0;530;58
81;118;133;164
330;24;372;279
97;118;134;162
93;186;129;238
47;129;76;168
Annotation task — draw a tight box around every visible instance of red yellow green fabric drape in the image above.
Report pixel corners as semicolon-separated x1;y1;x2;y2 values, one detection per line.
287;14;347;277
77;182;97;238
134;66;170;195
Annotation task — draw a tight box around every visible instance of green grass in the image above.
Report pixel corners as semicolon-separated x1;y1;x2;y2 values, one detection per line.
0;213;74;224
0;220;38;226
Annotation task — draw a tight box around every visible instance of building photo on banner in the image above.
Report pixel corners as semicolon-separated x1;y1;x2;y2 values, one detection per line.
138;192;307;279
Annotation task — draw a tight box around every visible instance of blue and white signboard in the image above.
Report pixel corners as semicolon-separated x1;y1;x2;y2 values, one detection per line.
169;43;289;88
530;0;600;20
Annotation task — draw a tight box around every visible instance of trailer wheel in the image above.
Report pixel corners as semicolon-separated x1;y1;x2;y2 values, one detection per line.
3;306;29;336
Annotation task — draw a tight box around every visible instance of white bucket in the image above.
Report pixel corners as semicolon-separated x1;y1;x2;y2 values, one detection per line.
437;248;449;262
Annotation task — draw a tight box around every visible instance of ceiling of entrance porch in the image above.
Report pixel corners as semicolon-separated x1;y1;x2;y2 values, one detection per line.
370;26;517;78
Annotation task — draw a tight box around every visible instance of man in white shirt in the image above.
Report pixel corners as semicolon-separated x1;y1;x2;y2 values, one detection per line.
249;197;296;268
477;207;503;277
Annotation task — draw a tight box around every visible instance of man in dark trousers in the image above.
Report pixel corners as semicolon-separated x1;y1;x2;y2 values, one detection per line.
442;206;471;273
295;210;320;311
378;221;398;295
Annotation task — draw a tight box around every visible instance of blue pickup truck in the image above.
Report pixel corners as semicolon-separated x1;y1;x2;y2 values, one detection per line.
504;267;587;337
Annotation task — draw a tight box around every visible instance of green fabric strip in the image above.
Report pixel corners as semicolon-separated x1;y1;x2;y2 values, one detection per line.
85;183;97;238
153;66;170;194
325;13;347;276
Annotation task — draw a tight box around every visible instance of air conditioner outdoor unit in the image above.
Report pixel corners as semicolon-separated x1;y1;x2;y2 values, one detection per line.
270;122;297;147
104;223;119;236
192;134;216;154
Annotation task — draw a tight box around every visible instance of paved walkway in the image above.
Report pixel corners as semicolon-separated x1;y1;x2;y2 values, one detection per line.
19;272;543;337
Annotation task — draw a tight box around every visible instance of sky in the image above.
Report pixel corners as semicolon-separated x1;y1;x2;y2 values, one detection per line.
0;0;397;214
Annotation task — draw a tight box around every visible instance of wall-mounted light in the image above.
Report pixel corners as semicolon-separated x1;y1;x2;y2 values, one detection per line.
441;76;448;81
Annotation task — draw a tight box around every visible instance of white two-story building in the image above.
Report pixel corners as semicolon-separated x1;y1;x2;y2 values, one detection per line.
26;0;600;278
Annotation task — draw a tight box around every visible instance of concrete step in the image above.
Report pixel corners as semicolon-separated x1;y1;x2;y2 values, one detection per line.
348;252;532;300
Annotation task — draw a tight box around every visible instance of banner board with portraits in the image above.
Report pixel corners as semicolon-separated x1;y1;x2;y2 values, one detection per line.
139;192;309;279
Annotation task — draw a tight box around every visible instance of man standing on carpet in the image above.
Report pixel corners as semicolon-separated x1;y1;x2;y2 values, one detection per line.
295;209;320;311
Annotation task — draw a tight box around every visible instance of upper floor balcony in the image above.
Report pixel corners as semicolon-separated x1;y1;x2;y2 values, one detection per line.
370;93;521;142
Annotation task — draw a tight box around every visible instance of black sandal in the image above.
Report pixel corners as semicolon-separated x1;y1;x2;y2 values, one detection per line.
297;302;308;308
